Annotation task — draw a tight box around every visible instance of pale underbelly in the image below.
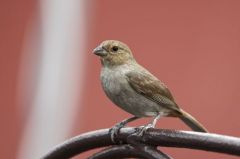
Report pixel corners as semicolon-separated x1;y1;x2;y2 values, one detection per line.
105;86;171;117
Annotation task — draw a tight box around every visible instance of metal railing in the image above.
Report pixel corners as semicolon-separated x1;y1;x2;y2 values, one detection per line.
42;127;240;159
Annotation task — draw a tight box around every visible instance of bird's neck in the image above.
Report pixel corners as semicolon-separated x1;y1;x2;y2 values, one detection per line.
101;58;137;69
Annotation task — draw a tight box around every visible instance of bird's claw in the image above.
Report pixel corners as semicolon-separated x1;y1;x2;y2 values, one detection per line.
138;124;154;136
109;122;125;143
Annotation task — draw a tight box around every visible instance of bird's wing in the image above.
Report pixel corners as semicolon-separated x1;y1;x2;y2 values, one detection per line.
126;71;180;112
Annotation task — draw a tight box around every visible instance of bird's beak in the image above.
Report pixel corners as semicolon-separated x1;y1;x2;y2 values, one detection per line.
93;45;108;57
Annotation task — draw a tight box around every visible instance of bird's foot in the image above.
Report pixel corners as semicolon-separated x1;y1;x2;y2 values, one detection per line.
109;121;126;144
138;123;154;136
109;116;140;143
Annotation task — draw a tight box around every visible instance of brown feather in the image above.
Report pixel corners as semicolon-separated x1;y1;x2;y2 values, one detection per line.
126;70;181;114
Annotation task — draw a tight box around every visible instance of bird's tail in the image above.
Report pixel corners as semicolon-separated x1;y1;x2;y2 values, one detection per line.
179;109;208;133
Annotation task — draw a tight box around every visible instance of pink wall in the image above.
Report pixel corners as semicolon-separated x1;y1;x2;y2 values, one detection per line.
0;0;37;158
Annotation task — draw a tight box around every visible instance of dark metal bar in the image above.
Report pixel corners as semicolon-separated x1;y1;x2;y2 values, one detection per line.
42;128;240;159
42;129;112;159
88;145;172;159
140;129;240;156
137;145;172;159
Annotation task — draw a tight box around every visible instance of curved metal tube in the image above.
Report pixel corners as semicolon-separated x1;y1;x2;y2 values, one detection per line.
88;145;172;159
42;128;240;159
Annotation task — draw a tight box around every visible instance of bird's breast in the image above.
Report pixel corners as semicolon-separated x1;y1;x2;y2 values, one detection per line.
100;67;128;97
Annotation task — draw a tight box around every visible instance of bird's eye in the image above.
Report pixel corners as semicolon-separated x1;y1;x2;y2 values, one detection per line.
111;46;119;52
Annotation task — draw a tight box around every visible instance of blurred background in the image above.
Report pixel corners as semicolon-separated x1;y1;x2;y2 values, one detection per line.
1;0;240;158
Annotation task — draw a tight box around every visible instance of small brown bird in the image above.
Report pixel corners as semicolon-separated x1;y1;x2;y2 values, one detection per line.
93;40;208;138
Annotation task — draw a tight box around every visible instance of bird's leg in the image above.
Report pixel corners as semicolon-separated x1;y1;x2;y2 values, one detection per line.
138;113;161;136
110;116;140;143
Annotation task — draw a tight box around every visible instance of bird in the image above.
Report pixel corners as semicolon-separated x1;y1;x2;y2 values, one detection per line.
93;40;208;140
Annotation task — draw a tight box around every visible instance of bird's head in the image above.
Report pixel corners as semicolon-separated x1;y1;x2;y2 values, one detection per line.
93;40;135;67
